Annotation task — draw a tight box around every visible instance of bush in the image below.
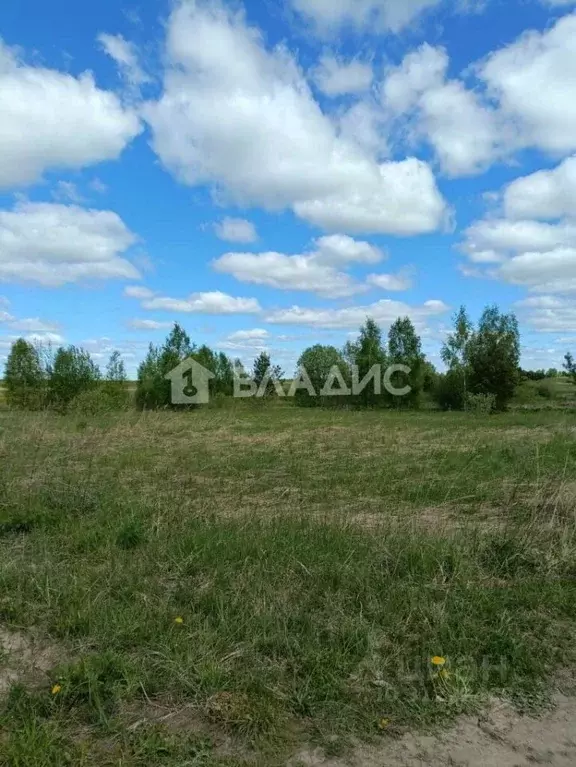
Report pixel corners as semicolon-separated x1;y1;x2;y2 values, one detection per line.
49;346;100;412
465;392;496;414
433;370;466;411
69;387;130;416
536;381;554;400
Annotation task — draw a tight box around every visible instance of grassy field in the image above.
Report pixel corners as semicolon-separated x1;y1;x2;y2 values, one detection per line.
1;405;576;765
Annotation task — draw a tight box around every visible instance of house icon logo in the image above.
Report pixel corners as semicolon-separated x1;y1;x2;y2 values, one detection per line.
165;358;215;405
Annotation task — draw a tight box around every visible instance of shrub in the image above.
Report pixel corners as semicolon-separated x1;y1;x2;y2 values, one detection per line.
433;370;466;411
49;346;100;412
294;345;349;408
536;381;554;400
69;387;131;416
465;392;496;414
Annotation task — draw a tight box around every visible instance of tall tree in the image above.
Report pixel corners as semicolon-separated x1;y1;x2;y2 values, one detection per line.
352;318;387;408
4;338;46;410
103;350;130;407
442;306;472;370
135;344;165;410
388;317;425;408
136;324;196;409
441;306;473;409
252;351;283;396
214;352;234;396
468;306;520;411
564;352;576;385
105;351;127;384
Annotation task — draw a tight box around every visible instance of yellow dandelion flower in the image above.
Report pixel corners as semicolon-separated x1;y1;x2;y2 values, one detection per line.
431;656;446;666
174;616;184;625
378;718;390;730
51;684;62;695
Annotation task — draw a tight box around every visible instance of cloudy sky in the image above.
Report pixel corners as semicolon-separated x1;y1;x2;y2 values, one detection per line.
1;0;576;374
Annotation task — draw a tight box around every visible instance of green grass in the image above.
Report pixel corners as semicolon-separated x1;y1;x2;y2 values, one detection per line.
1;407;576;765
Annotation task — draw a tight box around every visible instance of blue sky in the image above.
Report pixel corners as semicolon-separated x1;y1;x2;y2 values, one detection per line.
1;0;576;375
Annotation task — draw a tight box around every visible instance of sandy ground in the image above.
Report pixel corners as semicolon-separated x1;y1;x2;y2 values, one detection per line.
290;693;576;766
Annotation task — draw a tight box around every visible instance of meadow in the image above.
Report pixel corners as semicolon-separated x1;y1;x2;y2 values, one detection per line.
1;404;576;765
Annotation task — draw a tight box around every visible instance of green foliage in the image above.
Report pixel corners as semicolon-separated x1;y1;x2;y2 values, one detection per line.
536;381;554;400
295;344;349;407
214;352;235;396
252;351;283;397
48;346;101;412
349;317;387;408
4;338;46;410
387;316;425;408
439;305;520;412
135;324;235;409
102;351;131;409
135;343;167;410
440;306;473;409
464;392;496;414
564;352;576;385
69;386;130;415
468;306;520;411
193;345;235;397
434;369;467;411
136;324;194;409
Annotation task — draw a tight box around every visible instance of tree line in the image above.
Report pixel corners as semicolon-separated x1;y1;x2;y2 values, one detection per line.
2;304;575;414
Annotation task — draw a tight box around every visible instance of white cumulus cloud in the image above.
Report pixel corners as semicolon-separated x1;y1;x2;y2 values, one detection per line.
479;13;576;156
144;0;447;235
0;202;139;286
515;295;576;333
265;297;448;329
213;234;384;298
142;291;261;314
367;270;414;291
503;156;576;220
0;39;141;188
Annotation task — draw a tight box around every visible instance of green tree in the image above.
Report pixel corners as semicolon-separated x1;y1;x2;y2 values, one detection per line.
441;306;473;410
4;338;46;410
351;318;387;408
468;306;520;411
295;345;349;407
49;346;101;411
214;352;234;396
103;350;130;408
106;350;127;384
387;317;425;408
135;343;165;410
564;353;576;385
189;345;234;398
252;352;283;397
136;324;196;410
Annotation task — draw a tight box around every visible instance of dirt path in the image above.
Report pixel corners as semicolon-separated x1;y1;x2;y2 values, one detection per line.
290;693;576;766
